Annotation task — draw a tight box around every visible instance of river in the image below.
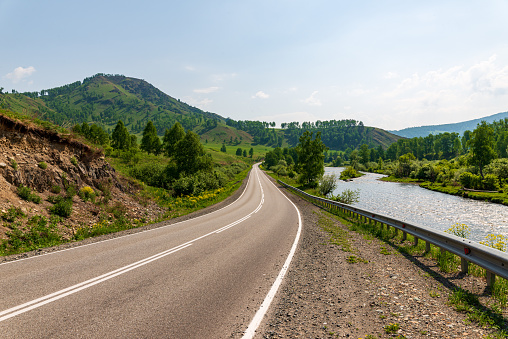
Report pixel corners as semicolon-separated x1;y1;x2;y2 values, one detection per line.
325;167;508;242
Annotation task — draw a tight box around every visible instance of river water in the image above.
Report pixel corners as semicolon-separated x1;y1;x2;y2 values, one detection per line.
325;167;508;242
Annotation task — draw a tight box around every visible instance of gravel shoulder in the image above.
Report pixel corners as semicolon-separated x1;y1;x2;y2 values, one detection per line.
259;179;502;338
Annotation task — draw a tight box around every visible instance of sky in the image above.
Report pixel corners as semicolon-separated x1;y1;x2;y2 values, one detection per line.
1;0;508;131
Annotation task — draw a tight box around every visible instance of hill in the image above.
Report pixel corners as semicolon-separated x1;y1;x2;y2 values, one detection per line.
5;73;224;135
0;74;400;151
0;108;164;246
390;111;508;138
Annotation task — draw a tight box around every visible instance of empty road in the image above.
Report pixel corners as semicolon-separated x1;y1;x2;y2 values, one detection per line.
0;165;301;338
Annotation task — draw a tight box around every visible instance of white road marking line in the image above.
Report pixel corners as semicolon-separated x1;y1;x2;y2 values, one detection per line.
242;168;302;339
0;164;257;267
0;166;266;322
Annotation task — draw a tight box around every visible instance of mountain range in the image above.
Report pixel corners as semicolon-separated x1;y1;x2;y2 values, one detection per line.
390;111;508;138
0;74;400;150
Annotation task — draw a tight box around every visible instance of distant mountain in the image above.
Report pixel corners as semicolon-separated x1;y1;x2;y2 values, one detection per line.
390;111;508;138
0;73;400;150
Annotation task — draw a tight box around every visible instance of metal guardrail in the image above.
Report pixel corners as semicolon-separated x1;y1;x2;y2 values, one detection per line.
278;180;508;286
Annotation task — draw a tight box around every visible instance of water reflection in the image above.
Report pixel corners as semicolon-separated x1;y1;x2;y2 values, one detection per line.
326;167;508;242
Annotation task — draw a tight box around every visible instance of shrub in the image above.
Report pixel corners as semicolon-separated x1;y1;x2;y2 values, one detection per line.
38;161;48;169
459;172;480;189
339;166;360;180
2;206;26;222
129;162;167;188
482;174;500;191
66;185;77;198
330;189;360;205
50;198;73;218
70;156;78;166
50;185;61;194
318;173;338;197
79;186;95;202
11;158;18;171
17;185;41;204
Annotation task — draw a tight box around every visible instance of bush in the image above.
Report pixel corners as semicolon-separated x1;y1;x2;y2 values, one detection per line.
79;186;96;202
483;174;500;191
485;158;508;180
459;172;480;189
2;206;26;222
330;189;360;205
17;185;41;204
70;156;78;166
38;161;48;169
339;166;360;180
50;185;61;194
11;158;18;171
50;198;73;218
318;173;338;197
129;162;167;188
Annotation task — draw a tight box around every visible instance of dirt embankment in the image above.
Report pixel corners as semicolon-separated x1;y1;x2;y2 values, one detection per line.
0;114;164;240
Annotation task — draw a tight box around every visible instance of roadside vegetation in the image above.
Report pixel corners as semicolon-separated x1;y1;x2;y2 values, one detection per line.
0;113;252;256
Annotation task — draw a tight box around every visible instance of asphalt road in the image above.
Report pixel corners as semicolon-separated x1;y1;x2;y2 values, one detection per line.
0;165;301;338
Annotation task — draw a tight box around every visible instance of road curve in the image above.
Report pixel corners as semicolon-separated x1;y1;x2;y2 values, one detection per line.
0;165;301;338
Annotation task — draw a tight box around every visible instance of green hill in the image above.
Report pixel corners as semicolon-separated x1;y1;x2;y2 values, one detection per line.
8;73;223;135
0;73;400;151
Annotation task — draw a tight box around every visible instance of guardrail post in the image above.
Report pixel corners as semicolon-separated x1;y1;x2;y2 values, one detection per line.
487;271;496;287
461;258;468;274
425;241;431;253
413;236;419;247
402;231;407;241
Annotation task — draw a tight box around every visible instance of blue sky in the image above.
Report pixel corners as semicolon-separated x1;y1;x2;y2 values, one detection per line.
1;0;508;130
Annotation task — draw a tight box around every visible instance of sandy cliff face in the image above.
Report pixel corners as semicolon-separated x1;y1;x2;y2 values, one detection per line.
0;115;164;240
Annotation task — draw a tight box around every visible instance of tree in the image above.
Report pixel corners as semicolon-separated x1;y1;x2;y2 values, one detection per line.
163;122;185;157
359;144;370;165
220;143;227;152
111;120;130;150
243;150;247;157
174;131;212;175
141;121;161;155
249;147;254;158
236;148;242;156
296;131;328;185
468;121;497;178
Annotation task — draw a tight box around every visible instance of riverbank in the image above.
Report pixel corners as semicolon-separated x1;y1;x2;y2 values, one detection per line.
381;175;508;206
259;178;507;338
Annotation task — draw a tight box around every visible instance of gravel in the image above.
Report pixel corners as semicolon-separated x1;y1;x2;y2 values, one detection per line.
258;179;501;338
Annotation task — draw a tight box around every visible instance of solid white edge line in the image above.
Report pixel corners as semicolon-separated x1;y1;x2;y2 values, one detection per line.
242;168;302;339
0;165;266;321
0;164;259;267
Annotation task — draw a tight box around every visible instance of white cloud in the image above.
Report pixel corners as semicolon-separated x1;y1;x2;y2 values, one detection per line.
184;65;196;71
4;66;36;83
252;91;270;99
302;91;322;106
384;71;399;79
183;96;213;109
193;86;220;94
375;55;508;129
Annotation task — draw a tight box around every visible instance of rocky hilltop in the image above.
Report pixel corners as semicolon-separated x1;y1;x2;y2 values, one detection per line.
0;113;164;241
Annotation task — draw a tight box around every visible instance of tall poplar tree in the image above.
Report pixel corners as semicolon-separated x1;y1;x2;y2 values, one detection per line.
141;121;161;155
163;122;185;157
